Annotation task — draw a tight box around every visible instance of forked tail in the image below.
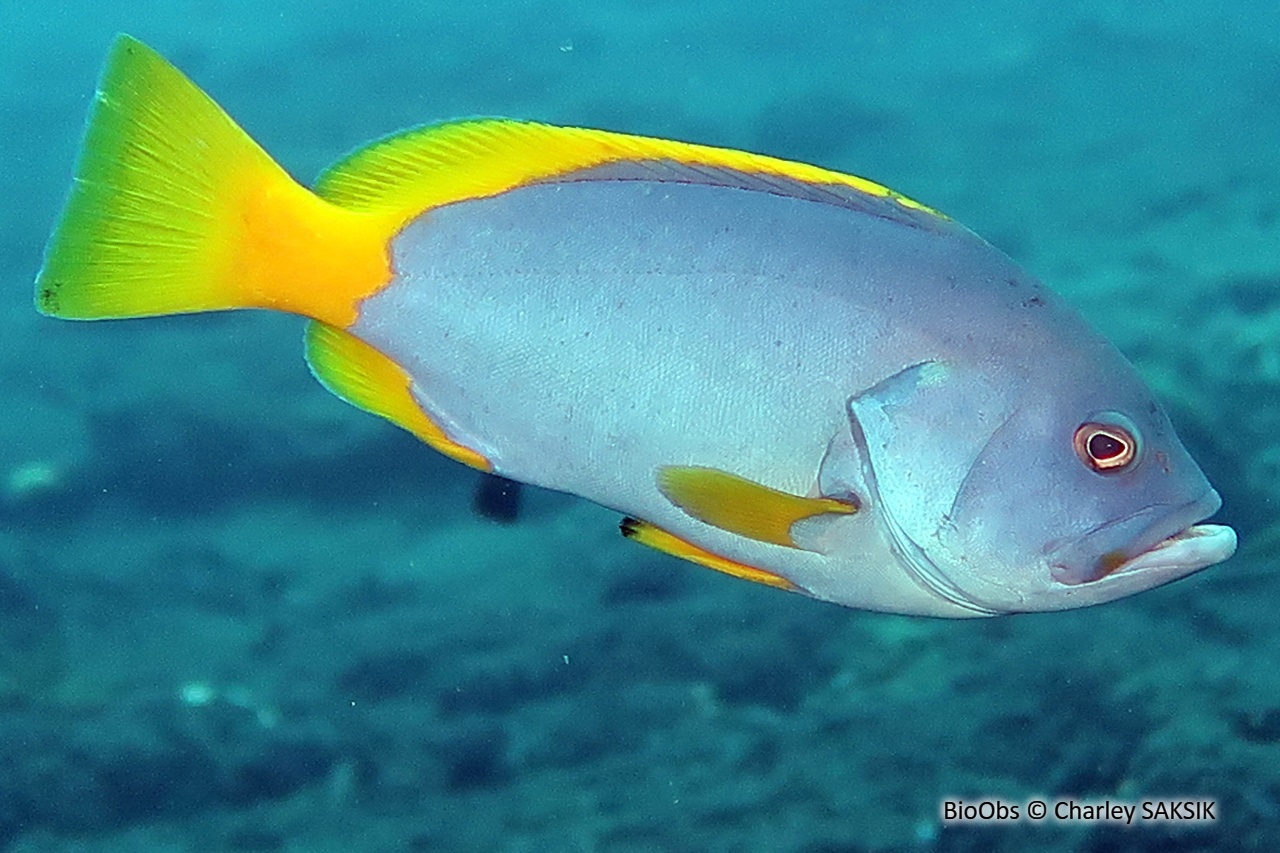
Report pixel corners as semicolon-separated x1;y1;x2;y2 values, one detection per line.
34;35;398;328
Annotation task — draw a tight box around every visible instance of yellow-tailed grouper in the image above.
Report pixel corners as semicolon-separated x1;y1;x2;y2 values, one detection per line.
35;36;1236;617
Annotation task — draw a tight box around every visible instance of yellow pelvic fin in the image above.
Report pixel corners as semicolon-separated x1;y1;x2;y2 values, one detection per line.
314;117;939;220
35;35;403;328
305;322;491;471
620;518;800;592
656;465;856;548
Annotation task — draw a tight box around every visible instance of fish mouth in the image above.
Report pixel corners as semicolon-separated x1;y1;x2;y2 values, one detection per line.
1098;522;1237;578
1048;490;1236;587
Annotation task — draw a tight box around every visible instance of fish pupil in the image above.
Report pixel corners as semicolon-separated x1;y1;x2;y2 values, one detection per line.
1089;432;1125;460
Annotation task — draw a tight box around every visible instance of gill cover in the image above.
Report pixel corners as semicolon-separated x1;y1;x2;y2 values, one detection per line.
846;360;1015;611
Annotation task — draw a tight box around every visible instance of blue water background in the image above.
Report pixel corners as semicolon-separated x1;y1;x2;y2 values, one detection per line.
2;1;1279;850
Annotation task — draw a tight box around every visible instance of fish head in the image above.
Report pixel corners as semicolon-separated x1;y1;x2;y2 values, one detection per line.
844;353;1235;615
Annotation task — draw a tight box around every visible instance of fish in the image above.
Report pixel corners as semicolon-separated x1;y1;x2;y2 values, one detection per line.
472;474;524;525
34;35;1236;617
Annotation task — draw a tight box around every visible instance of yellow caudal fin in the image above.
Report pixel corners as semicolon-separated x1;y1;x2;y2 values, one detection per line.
35;35;401;328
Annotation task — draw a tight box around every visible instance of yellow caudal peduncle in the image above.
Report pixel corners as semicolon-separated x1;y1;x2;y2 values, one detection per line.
232;173;402;326
35;35;403;329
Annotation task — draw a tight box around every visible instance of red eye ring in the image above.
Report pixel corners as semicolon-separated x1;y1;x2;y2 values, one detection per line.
1073;421;1138;473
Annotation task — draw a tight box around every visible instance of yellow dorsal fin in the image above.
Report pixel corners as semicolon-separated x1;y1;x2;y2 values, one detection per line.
313;118;941;223
620;518;800;592
656;466;856;548
305;321;491;471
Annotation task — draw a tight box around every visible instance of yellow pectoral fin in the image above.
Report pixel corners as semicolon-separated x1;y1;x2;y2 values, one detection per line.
656;465;856;548
305;321;491;471
620;518;800;592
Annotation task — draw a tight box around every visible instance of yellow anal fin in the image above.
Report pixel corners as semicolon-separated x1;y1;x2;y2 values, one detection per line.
305;321;491;471
620;518;800;592
656;465;856;548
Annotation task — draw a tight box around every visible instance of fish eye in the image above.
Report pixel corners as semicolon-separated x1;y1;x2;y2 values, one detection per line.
1073;417;1139;473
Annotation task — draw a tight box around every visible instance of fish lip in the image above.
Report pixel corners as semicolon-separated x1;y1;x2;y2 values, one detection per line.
1099;522;1237;579
1047;489;1233;586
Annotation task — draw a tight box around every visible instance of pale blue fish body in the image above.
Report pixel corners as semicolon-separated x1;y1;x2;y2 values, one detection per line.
351;174;1234;616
